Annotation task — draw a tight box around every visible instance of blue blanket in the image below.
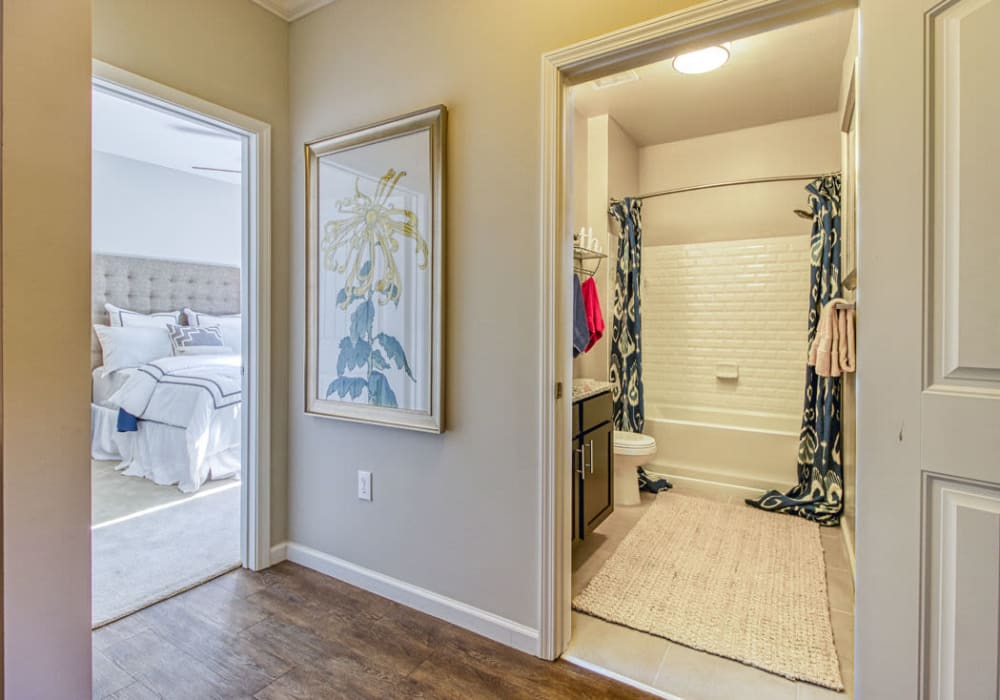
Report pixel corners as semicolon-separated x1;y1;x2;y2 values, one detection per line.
116;408;140;432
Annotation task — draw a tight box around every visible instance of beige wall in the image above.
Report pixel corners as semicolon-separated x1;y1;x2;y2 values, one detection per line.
93;0;291;544
3;0;93;696
608;117;640;203
289;0;697;630
572;112;605;380
570;109;589;242
639;113;841;246
575;113;608;381
839;12;859;557
574;114;607;380
573;114;637;382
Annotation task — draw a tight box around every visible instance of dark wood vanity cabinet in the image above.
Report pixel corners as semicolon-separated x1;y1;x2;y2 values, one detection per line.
572;391;614;543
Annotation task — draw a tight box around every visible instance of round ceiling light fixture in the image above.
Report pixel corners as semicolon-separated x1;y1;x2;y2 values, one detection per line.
672;43;731;74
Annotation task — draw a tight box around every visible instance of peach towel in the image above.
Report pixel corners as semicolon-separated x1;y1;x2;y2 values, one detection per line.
808;300;856;377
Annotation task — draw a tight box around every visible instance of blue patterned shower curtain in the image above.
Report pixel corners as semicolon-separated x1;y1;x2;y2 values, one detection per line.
747;175;844;525
609;198;644;433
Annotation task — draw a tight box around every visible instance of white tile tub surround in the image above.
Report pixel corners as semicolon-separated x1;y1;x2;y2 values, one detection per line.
642;235;811;425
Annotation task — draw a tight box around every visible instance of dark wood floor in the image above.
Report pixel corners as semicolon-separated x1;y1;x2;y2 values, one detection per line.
93;561;650;699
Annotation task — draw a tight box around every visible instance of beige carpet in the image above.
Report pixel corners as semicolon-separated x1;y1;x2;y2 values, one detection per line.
92;460;237;525
572;494;843;690
92;461;241;627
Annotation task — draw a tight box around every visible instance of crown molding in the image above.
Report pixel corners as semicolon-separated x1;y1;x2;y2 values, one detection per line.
252;0;335;22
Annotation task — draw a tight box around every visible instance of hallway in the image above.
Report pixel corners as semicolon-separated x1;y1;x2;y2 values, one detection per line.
93;563;650;699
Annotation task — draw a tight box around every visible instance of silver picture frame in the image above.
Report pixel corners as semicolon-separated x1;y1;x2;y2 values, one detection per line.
305;105;445;433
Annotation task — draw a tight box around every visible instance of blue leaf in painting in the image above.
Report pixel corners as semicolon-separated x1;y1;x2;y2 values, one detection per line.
326;376;368;400
366;371;398;408
359;259;372;279
370;349;391;371
336;288;347;307
350;300;375;343
336;337;371;375
375;333;414;381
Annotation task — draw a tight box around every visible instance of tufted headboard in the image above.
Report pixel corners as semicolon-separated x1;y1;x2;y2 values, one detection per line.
92;254;241;369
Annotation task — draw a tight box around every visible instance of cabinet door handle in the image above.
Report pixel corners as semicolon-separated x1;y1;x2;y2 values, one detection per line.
576;445;586;480
587;439;595;475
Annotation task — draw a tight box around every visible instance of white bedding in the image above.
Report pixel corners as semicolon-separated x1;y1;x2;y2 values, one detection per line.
102;354;242;492
91;404;121;461
92;367;138;407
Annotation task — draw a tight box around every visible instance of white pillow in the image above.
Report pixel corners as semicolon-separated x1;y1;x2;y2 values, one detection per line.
106;303;181;328
184;308;242;354
93;325;172;374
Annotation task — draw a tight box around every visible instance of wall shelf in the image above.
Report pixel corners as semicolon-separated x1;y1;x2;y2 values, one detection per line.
573;245;607;279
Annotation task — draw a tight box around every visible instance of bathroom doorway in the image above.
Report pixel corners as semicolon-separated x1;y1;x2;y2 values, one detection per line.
541;3;859;698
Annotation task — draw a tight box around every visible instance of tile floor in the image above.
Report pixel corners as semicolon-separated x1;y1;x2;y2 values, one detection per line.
567;478;855;700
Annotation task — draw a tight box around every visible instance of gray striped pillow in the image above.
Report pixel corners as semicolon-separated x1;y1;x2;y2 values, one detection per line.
167;324;226;356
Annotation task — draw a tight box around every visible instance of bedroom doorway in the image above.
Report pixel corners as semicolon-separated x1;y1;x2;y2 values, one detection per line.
89;64;272;628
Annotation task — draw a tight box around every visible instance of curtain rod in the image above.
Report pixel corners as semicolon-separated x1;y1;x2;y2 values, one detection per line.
614;171;841;202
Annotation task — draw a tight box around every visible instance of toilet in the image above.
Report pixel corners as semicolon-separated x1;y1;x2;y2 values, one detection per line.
612;431;657;506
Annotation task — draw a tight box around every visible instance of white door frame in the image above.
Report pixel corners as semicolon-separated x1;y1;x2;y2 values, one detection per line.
536;0;857;660
91;61;273;571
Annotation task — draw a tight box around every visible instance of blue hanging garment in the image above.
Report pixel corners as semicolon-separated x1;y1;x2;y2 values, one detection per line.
572;274;590;357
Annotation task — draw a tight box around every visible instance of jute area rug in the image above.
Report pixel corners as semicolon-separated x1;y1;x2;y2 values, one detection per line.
572;494;843;690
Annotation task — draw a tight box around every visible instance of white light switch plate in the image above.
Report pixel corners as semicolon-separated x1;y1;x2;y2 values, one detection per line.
357;470;372;501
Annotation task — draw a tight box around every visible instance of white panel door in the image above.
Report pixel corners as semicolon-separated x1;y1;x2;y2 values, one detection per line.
858;1;1000;699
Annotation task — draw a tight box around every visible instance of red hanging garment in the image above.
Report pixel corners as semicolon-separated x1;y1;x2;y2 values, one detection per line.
580;276;605;352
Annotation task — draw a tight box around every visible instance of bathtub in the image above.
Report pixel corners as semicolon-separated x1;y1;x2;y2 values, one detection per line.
643;404;800;490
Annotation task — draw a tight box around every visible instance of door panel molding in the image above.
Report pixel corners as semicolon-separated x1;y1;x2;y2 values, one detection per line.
921;472;1000;700
926;0;1000;393
920;3;1000;697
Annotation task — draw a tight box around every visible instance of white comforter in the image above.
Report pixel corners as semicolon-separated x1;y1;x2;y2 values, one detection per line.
108;354;242;492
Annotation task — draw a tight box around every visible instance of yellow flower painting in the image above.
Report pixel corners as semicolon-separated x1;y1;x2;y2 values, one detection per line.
321;168;428;309
320;168;428;408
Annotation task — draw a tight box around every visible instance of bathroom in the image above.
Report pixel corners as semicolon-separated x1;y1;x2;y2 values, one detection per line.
565;8;858;699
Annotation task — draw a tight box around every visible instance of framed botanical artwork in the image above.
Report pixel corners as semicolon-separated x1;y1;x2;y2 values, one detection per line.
305;105;445;432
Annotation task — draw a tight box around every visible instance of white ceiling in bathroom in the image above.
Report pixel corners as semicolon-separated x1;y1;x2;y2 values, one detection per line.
571;10;855;147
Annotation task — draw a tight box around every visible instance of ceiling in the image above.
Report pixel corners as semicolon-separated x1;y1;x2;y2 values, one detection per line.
571;10;854;146
92;88;243;184
252;0;335;21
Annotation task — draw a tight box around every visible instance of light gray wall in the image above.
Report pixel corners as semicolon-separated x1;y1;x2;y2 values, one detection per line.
93;151;242;266
289;0;704;629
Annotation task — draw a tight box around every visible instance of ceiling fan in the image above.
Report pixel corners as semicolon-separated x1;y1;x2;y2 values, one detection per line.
169;123;240;140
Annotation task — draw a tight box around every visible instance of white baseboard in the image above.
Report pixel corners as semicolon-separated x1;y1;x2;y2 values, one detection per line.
280;542;539;656
562;655;682;699
841;516;856;580
269;541;288;565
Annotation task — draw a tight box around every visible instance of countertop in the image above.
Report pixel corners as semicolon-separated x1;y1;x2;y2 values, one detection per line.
572;378;612;402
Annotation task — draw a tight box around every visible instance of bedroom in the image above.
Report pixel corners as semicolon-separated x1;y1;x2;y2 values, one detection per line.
89;82;250;627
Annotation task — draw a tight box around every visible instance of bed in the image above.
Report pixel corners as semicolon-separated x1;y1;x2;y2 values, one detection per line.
90;254;242;492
